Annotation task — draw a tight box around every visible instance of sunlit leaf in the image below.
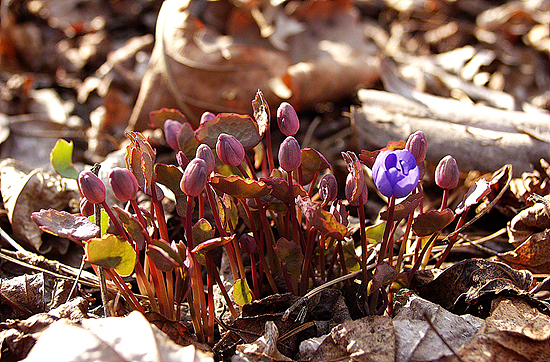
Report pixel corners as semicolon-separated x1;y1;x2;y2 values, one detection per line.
342;238;360;272
85;234;136;276
89;209;110;236
296;196;347;240
192;218;215;247
50;139;79;179
31;209;99;241
114;206;146;250
455;179;491;215
147;239;183;272
412;208;455;237
192;235;234;254
149;108;189;128
233;278;253;306
195;113;261;150
261;176;307;204
300;148;331;185
209;174;271;199
381;192;423;221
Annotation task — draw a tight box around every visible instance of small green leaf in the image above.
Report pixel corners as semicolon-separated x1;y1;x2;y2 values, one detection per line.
192;218;215;247
342;238;360;272
365;222;386;244
85;234;137;276
233;278;253;306
114;206;146;250
50;139;79;179
155;164;188;217
89;209;110;236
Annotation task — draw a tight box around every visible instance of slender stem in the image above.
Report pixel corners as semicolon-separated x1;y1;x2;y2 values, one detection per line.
105;268;145;314
300;227;317;295
357;192;368;286
440;189;450;211
408;232;439;284
286;171;302;246
377;196;396;265
204;185;239;281
249;253;260;299
207;256;238;319
239;199;279;293
134;261;159;312
151;184;170;243
206;254;215;345
435;210;468;268
319;234;326;282
396;213;414;272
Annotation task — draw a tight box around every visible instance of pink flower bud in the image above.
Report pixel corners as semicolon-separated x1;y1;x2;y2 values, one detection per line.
239;234;256;254
195;144;215;174
164;120;183;151
109;167;139;202
435;155;459;189
79;197;94;217
216;133;245;167
345;173;367;206
78;170;106;204
319;173;338;204
406;130;427;163
200;111;216;125
278;136;302;172
180;158;208;197
277;102;300;136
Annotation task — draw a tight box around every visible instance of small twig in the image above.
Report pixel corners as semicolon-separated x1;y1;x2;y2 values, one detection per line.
66;255;86;303
422;312;466;362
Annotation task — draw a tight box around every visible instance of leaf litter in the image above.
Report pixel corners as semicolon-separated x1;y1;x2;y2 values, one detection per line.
0;0;549;361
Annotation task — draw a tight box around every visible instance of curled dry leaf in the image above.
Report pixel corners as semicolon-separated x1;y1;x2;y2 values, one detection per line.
507;201;550;246
498;229;550;274
414;258;533;317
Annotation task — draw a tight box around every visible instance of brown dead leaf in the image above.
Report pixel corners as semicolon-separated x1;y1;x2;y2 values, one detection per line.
507;202;550;246
0;159;79;254
413;259;533;317
444;297;550;362
128;0;378;129
498;229;550;274
0;274;44;321
308;315;394;362
234;321;293;362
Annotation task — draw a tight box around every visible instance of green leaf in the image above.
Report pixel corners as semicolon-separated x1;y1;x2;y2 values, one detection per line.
31;209;99;241
192;218;215;247
195;113;261;150
89;209;110;236
365;222;386;244
114;206;146;250
209;174;272;199
412;208;455;237
342;238;360;272
50;139;79;179
233;278;253;306
85;234;137;277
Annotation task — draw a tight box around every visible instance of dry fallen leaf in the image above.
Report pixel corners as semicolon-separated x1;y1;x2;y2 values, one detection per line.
22;311;214;362
444;297;550;362
498;229;550;274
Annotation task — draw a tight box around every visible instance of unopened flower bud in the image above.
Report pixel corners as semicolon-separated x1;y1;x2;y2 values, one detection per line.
239;234;256;254
109;167;139;202
79;197;94;217
319;173;338;205
435;155;459;189
164;120;183;151
180;158;208;197
406;130;427;163
345;173;367;206
277;102;300;136
78;170;106;204
196;144;215;174
216;133;245;167
200;111;216;125
278;136;302;172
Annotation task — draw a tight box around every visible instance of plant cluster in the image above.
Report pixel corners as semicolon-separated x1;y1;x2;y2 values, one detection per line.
32;91;494;345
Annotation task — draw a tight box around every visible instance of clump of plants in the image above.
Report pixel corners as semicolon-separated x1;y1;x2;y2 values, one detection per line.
32;91;497;345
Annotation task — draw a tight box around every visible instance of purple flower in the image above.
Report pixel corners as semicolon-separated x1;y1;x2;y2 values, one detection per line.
406;131;427;163
164;120;183;151
216;133;245;167
278;136;302;172
372;149;419;198
435;155;459;189
78;171;106;204
109;167;139;202
277;102;300;136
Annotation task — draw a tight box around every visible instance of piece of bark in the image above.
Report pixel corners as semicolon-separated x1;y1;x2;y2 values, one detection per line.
351;89;550;175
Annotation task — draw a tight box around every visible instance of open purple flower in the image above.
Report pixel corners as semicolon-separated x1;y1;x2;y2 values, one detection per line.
372;149;419;198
